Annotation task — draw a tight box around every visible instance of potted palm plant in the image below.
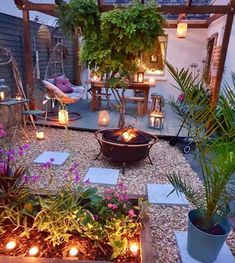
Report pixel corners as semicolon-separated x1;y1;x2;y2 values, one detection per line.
58;0;165;127
167;63;235;263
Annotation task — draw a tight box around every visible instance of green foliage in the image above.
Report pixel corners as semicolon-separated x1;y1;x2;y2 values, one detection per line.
166;64;235;230
33;187;103;246
58;1;165;126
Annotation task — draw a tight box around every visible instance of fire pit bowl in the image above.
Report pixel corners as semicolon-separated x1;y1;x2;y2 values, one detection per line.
94;128;158;170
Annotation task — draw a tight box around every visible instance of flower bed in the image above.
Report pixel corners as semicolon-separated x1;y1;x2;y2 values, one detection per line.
0;145;153;262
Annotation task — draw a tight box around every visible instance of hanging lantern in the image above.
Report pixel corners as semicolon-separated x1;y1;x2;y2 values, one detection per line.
37;24;51;45
177;14;188;38
149;111;164;130
98;110;110;126
58;106;69;125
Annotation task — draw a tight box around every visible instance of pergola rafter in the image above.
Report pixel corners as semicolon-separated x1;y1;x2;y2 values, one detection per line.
13;0;235;108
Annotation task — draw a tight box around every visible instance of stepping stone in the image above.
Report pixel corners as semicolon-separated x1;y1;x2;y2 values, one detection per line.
83;167;119;185
147;184;188;206
175;231;235;263
33;151;70;165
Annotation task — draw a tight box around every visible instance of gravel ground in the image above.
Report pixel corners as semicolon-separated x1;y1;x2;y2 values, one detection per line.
1;127;234;262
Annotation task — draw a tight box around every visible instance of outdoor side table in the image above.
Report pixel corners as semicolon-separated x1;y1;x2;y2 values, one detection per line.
0;98;29;139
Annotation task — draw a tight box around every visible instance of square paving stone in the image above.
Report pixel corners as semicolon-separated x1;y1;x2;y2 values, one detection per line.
175;231;235;263
147;184;188;206
83;167;119;185
33;151;70;165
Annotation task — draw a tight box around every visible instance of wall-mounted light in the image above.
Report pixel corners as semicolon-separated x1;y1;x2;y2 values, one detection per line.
177;14;188;38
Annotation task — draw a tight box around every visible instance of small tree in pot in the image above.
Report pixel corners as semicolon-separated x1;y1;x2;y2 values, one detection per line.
58;0;165;127
167;64;235;263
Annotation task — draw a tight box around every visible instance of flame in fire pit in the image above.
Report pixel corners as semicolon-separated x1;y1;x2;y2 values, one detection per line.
119;129;137;142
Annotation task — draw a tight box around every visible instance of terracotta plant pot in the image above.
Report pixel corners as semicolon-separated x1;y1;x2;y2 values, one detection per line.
187;209;231;263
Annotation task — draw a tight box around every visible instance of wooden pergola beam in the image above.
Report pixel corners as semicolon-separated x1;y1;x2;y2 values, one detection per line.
166;20;208;28
98;1;235;14
22;1;35;109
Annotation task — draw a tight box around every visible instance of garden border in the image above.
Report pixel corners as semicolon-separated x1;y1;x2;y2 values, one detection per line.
0;194;154;263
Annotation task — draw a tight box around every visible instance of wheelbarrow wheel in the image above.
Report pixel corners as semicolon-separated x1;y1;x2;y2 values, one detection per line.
169;138;178;146
183;145;191;154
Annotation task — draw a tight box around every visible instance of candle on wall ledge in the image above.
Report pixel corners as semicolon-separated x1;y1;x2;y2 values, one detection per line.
149;78;155;85
15;94;23;101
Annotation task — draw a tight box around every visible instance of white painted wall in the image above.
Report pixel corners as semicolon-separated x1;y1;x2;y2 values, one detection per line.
148;28;208;100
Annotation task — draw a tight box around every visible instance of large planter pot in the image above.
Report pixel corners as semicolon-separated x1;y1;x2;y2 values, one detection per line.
187;209;231;263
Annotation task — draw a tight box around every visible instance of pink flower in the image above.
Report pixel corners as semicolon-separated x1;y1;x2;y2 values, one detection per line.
107;203;118;210
0;123;6;138
128;209;135;217
104;188;113;194
23;175;29;183
178;93;185;103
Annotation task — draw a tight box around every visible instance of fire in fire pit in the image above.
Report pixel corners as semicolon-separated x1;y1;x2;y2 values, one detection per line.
94;128;158;173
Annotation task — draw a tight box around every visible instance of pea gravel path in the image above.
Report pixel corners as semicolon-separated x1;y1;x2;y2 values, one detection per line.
1;127;234;262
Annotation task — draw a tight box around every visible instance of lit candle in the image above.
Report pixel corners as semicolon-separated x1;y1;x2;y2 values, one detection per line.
138;73;143;83
155;118;160;128
36;130;45;140
129;242;139;256
29;246;39;257
69;247;79;257
101;117;107;125
0;91;4;101
58;109;69;125
15;94;22;101
6;240;17;250
149;116;155;127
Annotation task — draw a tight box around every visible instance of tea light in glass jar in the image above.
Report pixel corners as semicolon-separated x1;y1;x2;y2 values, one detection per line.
129;242;139;256
98;110;110;126
15;94;23;101
36;129;45;140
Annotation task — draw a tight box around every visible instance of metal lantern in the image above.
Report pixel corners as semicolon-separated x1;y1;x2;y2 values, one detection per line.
0;79;10;101
58;106;69;125
149;111;164;130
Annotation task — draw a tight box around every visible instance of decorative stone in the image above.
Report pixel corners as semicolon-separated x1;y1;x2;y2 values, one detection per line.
33;151;70;165
147;184;188;206
83;167;119;185
175;231;235;263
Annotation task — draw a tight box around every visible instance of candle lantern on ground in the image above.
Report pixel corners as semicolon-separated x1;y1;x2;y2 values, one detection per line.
98;110;110;126
149;110;164;130
36;129;45;140
58;106;69;125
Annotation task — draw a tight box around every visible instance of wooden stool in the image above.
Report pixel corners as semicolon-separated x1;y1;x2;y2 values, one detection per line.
124;96;144;116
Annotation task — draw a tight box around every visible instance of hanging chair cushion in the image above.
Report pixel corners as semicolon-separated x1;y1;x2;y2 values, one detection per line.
55;75;73;94
42;80;85;104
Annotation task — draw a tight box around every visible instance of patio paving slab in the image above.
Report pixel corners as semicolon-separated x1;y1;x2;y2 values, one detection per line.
83;167;119;185
33;151;70;165
147;183;189;206
175;231;235;263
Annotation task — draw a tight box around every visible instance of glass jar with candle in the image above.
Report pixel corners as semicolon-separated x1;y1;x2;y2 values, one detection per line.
0;79;10;101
